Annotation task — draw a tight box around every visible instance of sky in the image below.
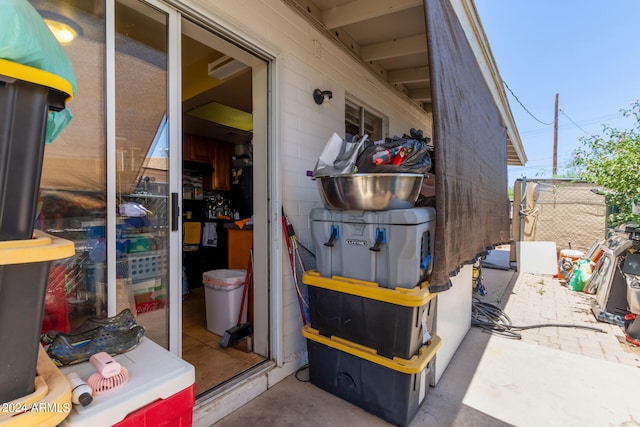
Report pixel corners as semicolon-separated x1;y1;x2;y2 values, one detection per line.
474;1;640;187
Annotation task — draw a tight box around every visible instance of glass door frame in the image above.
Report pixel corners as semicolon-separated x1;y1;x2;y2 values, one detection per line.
105;0;275;361
105;0;183;355
178;16;274;361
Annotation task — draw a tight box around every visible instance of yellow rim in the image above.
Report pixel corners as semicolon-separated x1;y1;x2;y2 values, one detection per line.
302;325;441;374
0;230;75;265
0;58;73;100
302;270;437;306
0;345;72;425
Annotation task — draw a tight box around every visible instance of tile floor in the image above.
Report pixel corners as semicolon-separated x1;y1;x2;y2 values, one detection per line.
181;286;265;396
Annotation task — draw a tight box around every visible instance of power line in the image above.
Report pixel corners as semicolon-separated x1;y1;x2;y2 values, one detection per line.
559;109;590;135
514;158;572;166
502;80;553;126
509;162;574;172
509;159;574;170
520;113;625;137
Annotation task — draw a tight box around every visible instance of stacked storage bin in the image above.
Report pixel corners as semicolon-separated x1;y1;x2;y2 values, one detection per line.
0;343;76;426
0;58;75;423
304;205;441;427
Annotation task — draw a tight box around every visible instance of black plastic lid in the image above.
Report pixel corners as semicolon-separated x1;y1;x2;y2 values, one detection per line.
79;392;93;407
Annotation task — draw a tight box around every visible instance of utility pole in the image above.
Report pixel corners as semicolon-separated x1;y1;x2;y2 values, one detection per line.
553;93;559;176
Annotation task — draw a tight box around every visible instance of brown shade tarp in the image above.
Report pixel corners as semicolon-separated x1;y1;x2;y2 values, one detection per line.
424;0;510;292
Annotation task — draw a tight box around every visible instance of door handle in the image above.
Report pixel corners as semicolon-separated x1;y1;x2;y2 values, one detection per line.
171;192;179;231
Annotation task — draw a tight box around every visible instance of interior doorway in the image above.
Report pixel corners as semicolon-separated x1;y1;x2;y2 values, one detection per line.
179;18;267;396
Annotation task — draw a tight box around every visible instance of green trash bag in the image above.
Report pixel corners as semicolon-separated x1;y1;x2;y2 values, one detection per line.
0;0;77;143
568;259;592;292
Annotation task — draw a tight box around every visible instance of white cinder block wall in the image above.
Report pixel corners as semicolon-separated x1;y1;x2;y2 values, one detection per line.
185;0;432;369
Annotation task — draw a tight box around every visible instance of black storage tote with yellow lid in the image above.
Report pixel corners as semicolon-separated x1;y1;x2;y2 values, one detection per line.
303;324;441;427
303;270;436;359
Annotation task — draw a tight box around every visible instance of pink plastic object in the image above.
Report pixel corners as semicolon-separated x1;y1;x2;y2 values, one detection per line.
88;352;129;395
88;367;129;395
90;352;122;378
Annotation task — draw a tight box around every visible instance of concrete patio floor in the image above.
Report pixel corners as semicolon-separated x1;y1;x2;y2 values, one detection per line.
212;262;640;427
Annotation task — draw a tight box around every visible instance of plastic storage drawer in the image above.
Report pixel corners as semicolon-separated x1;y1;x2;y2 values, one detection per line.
116;250;167;281
302;325;441;427
303;271;436;359
0;231;74;403
0;59;72;241
310;207;435;289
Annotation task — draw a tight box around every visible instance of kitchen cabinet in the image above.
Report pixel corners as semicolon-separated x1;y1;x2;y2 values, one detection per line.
227;227;253;270
206;142;233;191
183;134;232;191
226;225;253;324
183;134;213;163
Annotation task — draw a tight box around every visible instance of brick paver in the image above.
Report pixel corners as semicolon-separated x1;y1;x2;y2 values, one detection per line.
491;271;640;368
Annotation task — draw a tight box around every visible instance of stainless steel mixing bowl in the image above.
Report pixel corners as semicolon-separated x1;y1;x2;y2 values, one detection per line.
315;173;424;210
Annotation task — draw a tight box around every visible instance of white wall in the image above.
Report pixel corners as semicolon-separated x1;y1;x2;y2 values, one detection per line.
433;264;473;384
183;0;432;369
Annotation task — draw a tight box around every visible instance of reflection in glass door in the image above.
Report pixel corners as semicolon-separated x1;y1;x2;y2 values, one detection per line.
114;0;170;348
33;0;107;333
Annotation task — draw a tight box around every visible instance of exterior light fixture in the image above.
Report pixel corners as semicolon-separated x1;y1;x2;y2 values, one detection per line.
40;11;82;44
313;89;333;105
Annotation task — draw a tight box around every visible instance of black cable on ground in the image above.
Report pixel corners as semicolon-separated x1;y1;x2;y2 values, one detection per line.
472;297;606;340
295;364;309;382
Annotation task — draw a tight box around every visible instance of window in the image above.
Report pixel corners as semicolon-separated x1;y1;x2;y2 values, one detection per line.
345;100;383;141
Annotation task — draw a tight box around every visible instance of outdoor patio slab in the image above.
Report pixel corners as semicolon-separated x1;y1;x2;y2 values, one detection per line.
214;264;640;427
423;329;640;427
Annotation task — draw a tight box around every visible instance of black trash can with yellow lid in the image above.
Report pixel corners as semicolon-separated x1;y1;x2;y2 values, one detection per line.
0;231;74;404
0;59;73;241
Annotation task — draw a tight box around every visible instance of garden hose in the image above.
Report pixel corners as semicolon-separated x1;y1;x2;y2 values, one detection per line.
471;297;605;340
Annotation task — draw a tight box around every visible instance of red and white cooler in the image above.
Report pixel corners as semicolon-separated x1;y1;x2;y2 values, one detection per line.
60;338;195;427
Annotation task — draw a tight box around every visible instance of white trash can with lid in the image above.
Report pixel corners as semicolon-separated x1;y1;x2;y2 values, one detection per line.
202;269;247;335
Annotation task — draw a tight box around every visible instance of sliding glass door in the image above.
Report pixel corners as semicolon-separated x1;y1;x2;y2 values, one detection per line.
113;0;173;348
33;0;181;352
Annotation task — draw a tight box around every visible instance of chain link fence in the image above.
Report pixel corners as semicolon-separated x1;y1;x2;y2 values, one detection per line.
529;179;606;253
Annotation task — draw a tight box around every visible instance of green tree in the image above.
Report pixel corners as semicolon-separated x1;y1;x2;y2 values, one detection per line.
572;100;640;227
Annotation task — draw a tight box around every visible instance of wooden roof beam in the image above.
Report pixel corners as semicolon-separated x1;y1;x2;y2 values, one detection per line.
361;35;427;62
388;66;430;84
408;87;431;102
322;0;422;29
